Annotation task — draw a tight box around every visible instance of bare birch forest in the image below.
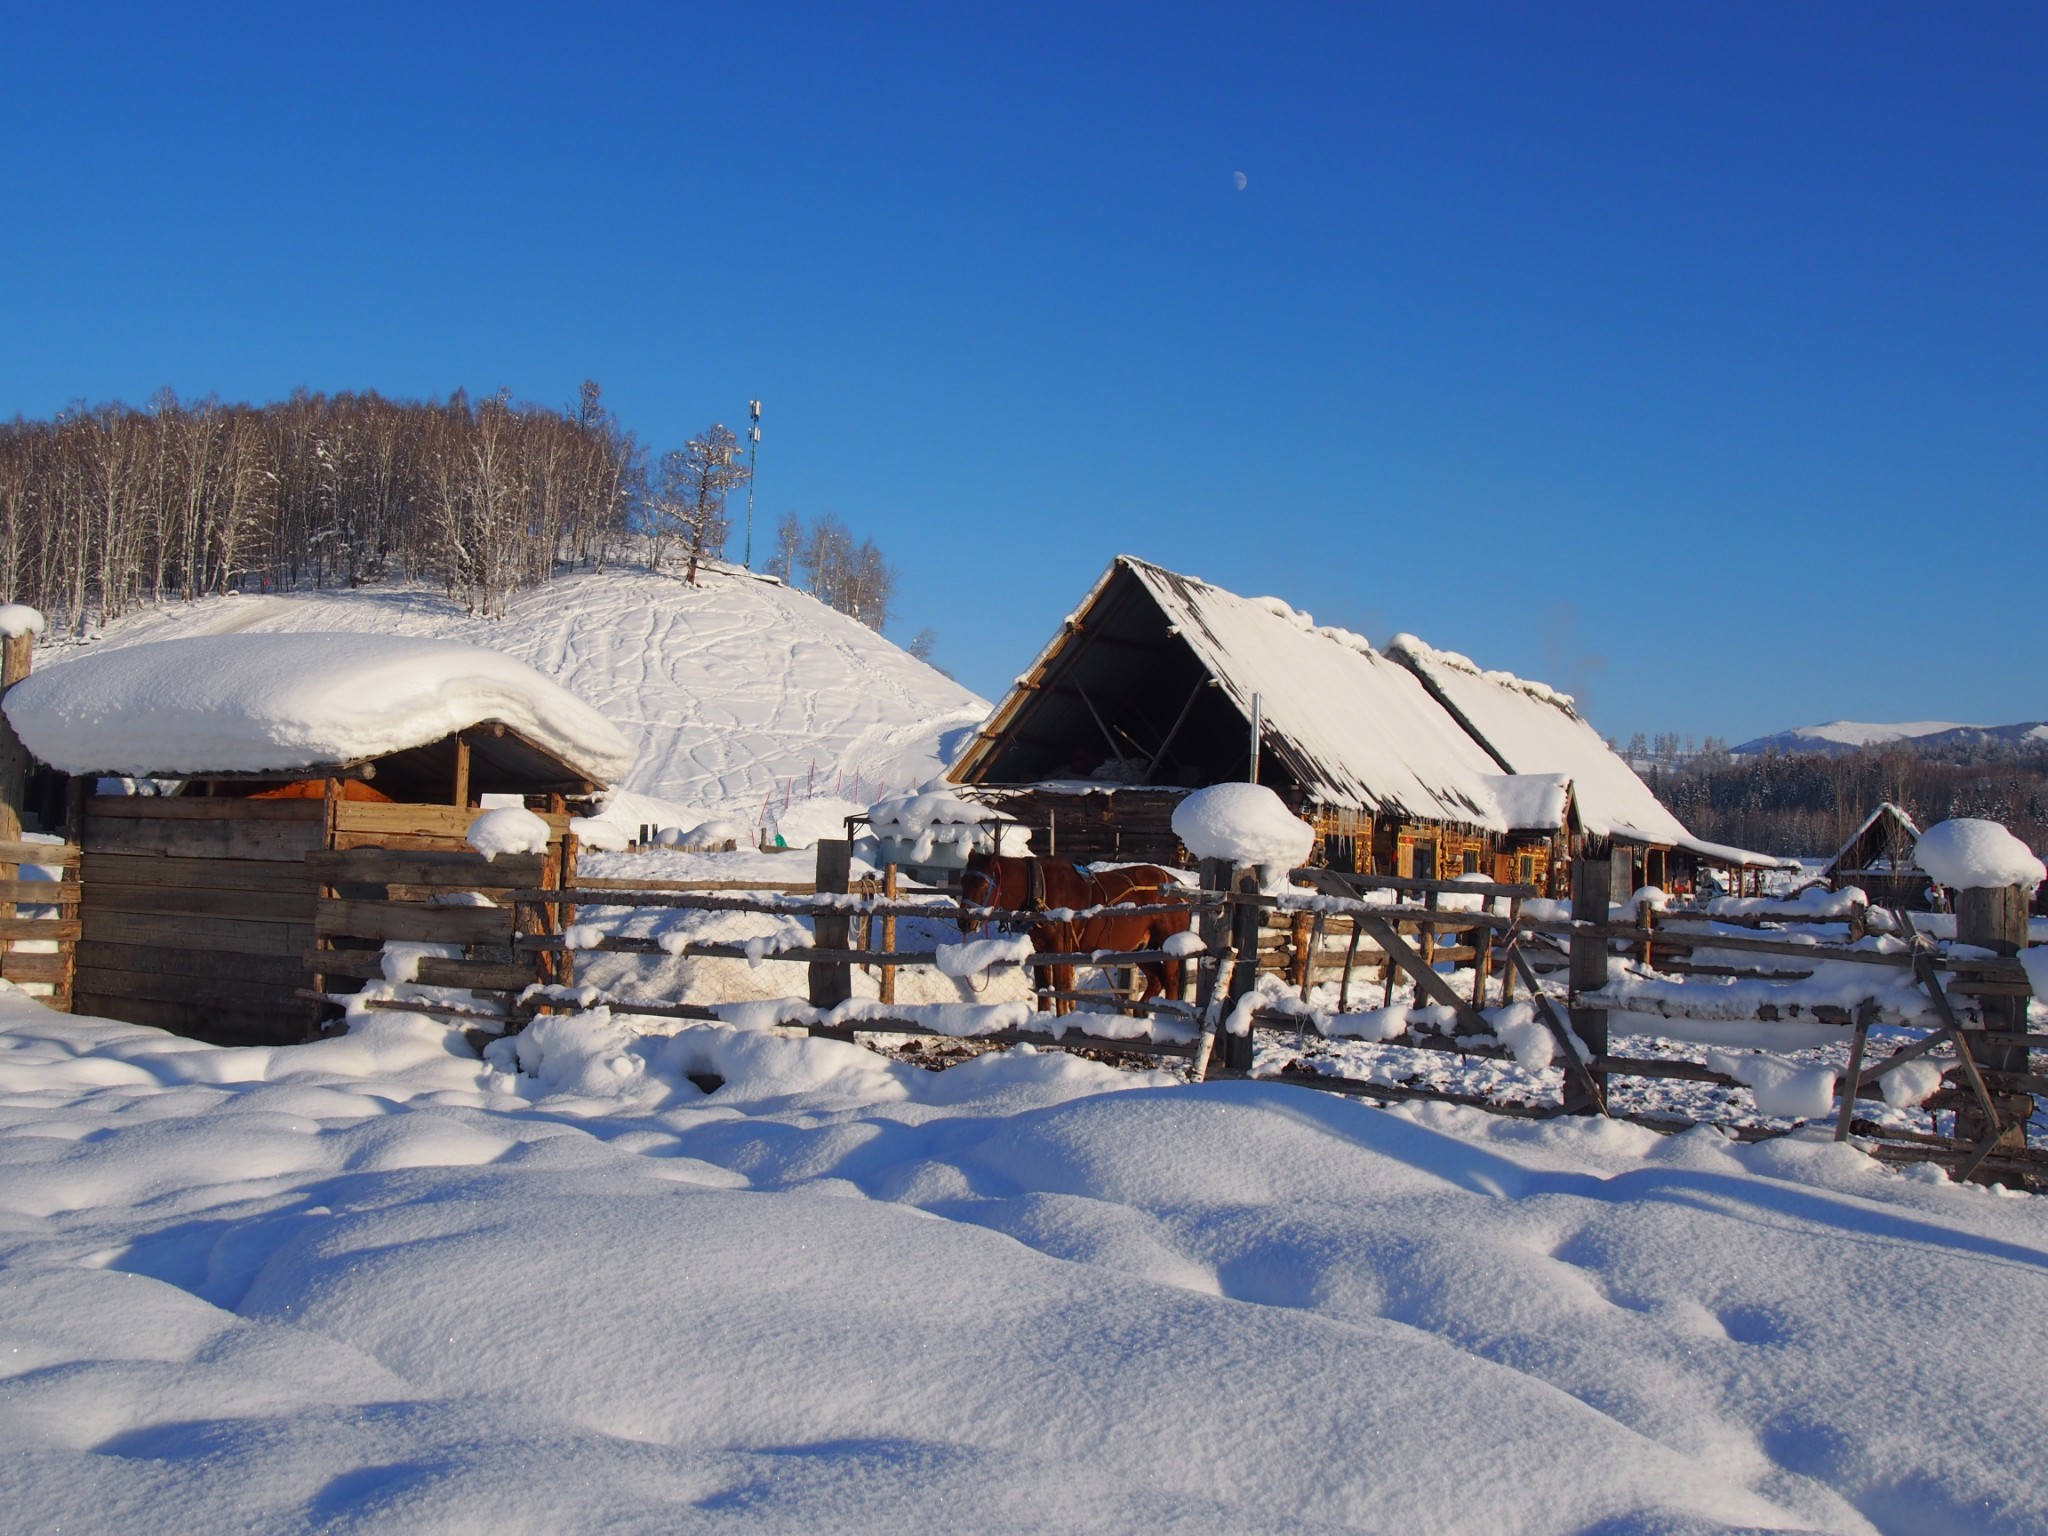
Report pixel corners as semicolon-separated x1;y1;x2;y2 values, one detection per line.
0;382;903;634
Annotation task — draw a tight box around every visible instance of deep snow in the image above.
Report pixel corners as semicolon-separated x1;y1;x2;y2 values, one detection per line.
39;568;988;822
1;989;2045;1533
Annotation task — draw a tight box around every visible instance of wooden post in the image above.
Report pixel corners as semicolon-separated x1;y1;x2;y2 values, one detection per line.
1219;868;1260;1073
1299;910;1326;1004
1336;916;1362;1012
808;839;853;1009
1834;998;1874;1142
1566;857;1611;1115
452;735;472;809
0;627;33;952
879;863;898;1006
556;831;580;988
1951;882;2032;1165
1501;896;1522;1003
0;626;32;842
1471;896;1494;1008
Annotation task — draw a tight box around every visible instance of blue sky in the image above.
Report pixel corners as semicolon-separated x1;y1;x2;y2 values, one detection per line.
4;3;2042;744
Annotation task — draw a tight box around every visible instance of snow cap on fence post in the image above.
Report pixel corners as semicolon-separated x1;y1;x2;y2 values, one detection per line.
1912;818;2045;894
1171;782;1313;892
468;806;552;861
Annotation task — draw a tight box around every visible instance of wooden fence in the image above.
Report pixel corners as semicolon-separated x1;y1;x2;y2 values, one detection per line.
310;839;2043;1186
0;837;79;1007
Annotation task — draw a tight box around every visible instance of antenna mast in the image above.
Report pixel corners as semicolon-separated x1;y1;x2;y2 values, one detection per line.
744;399;762;568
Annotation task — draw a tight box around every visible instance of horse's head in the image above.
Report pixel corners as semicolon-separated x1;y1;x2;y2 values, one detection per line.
959;851;1004;935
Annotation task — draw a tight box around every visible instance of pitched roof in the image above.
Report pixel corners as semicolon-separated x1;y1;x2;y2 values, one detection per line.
951;557;1510;828
1824;801;1923;875
1386;634;1795;869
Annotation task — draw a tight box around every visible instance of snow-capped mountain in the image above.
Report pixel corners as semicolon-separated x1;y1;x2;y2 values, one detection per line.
39;566;990;821
1733;719;2048;755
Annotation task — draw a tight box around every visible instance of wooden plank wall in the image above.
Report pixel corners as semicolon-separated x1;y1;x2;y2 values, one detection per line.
330;801;573;851
307;848;551;1004
76;799;327;1045
74;797;576;1044
0;837;81;1005
967;787;1189;865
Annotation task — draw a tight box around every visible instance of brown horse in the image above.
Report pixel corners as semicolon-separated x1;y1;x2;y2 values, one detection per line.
960;853;1195;1014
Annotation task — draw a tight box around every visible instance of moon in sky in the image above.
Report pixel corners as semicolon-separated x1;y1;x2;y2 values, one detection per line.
1232;170;1248;191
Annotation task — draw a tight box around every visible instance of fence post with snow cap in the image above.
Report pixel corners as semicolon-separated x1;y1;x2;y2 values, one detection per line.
809;839;853;1015
0;612;37;840
1220;868;1261;1073
1952;883;2033;1163
1566;858;1610;1115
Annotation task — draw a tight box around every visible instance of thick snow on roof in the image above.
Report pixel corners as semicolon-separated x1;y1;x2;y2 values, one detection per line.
1483;772;1571;832
1122;561;1508;828
34;569;986;817
1388;634;1795;868
1388;634;1691;846
3;633;635;782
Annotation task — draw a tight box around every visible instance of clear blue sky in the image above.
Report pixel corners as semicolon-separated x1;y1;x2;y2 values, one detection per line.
4;3;2042;745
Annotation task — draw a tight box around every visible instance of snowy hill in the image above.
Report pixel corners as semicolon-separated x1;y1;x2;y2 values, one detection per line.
1733;718;2048;755
42;569;990;822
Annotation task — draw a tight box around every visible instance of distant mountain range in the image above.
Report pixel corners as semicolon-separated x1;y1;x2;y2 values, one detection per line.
1733;719;2048;755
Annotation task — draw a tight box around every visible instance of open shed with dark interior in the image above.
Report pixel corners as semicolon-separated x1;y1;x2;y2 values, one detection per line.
948;556;1513;872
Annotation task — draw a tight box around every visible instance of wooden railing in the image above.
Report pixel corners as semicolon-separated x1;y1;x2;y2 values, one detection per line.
0;837;80;1008
305;840;2042;1184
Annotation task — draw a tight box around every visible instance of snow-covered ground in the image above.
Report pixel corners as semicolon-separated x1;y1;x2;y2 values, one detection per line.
2;987;2046;1534
43;568;989;828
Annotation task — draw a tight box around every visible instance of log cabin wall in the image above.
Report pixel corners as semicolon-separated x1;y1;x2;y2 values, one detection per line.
1494;836;1561;895
1372;819;1498;881
76;797;328;1046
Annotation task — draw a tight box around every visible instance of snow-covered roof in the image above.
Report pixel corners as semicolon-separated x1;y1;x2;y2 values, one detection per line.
3;633;635;784
1126;564;1512;825
1482;772;1571;833
954;559;1512;826
1824;801;1923;875
1387;634;1794;869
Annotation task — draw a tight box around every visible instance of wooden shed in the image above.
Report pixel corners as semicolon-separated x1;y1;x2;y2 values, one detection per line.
947;557;1514;873
1823;802;1932;910
2;632;634;1045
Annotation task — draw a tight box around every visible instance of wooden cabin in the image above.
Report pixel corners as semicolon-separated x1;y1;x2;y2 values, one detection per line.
2;633;632;1045
1386;634;1795;897
1823;802;1933;910
947;557;1515;873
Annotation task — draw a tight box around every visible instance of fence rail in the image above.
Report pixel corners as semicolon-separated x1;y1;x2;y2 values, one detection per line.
307;839;2045;1186
0;837;80;1007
